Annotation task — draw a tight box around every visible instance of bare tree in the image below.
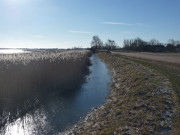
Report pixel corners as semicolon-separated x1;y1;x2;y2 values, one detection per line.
168;39;175;45
91;36;103;50
150;39;159;45
105;39;117;50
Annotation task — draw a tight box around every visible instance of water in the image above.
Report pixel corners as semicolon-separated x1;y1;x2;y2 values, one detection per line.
0;54;111;135
0;49;29;54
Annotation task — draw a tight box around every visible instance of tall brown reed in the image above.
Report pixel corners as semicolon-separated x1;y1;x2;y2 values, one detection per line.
0;50;91;127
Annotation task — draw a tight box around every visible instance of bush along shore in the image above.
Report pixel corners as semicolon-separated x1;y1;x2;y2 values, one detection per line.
67;52;178;135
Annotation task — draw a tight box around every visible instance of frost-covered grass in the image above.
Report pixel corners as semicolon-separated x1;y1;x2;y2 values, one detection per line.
68;52;178;135
112;53;180;134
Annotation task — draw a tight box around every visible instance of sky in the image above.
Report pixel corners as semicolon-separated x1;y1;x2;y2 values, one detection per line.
0;0;180;48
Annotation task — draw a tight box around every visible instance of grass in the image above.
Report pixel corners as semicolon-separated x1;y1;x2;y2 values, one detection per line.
113;54;180;99
112;53;180;135
69;52;179;135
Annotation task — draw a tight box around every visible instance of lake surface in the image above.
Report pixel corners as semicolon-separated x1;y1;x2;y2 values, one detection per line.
0;49;29;54
0;54;111;135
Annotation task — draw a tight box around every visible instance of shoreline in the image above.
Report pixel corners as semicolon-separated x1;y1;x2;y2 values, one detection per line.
65;52;178;135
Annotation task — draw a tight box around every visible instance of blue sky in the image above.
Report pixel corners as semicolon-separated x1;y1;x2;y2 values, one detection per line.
0;0;180;48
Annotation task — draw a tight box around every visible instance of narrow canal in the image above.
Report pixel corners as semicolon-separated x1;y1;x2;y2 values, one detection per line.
0;54;111;135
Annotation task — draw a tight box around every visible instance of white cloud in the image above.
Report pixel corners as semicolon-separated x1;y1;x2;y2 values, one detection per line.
101;22;147;27
68;31;93;34
101;22;133;26
33;35;44;38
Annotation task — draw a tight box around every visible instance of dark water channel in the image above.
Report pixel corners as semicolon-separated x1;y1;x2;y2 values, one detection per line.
0;54;111;135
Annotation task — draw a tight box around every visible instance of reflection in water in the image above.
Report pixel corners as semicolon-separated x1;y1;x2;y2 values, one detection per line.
0;54;111;135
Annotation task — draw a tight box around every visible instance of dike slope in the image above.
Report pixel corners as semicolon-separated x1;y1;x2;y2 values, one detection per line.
67;52;177;135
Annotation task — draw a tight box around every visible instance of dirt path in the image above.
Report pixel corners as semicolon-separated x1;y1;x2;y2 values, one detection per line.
65;52;177;135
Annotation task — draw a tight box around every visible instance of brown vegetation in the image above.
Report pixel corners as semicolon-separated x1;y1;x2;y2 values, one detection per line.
112;52;180;68
0;50;91;128
0;50;91;98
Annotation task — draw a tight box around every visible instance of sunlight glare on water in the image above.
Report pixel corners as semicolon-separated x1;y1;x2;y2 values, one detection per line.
0;49;29;54
3;108;48;135
0;54;111;135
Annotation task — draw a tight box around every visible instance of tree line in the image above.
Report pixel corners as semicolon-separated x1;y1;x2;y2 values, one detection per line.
90;36;119;52
123;38;180;52
90;36;180;52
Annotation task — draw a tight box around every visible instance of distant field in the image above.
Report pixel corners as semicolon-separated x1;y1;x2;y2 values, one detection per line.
112;52;180;67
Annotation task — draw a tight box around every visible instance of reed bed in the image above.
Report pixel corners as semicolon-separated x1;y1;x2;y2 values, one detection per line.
0;50;91;127
0;50;91;99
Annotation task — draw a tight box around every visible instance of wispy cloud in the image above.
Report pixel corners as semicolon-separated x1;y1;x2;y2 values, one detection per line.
68;31;93;34
101;22;133;26
136;23;144;26
33;35;44;38
101;22;147;27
